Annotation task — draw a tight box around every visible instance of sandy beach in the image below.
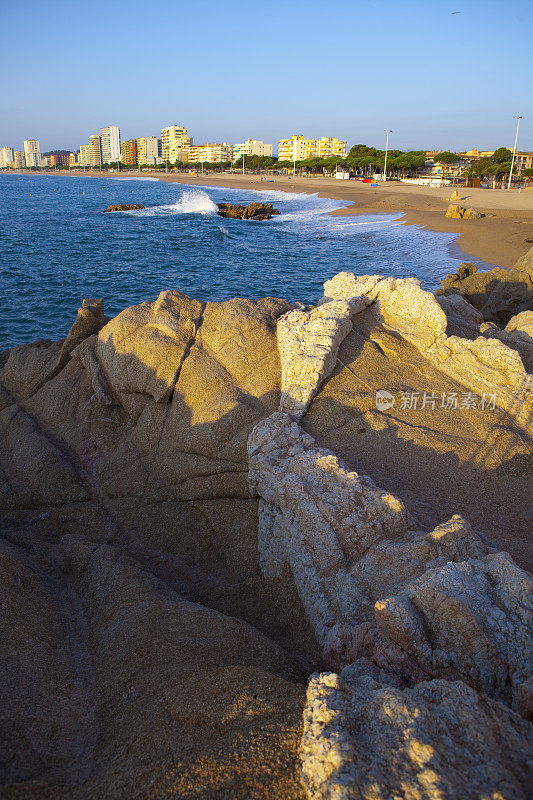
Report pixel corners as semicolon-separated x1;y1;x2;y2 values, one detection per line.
8;170;533;269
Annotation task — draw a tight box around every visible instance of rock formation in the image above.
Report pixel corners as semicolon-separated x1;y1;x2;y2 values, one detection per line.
217;201;281;220
445;203;484;219
103;203;145;212
300;667;533;800
1;254;532;799
440;245;533;324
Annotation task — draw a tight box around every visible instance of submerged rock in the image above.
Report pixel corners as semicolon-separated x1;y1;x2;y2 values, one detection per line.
104;203;145;212
217;201;280;220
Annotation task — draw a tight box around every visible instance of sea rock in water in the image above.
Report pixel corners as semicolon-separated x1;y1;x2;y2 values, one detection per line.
104;203;145;212
1;260;533;799
217;201;281;220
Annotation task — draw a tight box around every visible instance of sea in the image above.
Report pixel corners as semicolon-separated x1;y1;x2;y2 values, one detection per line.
0;174;487;350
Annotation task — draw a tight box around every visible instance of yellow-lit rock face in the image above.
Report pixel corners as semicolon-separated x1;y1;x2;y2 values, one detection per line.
300;667;533;800
1;266;532;800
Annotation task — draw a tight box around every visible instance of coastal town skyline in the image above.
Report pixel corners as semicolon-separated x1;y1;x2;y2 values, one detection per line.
2;125;532;175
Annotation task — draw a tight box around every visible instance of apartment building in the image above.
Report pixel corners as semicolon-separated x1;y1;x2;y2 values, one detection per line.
187;143;233;163
161;125;192;163
100;125;121;164
514;151;533;172
0;147;14;168
87;135;102;166
278;135;315;161
14;151;26;168
24;138;41;167
233;139;273;160
278;135;347;161
121;139;138;166
79;144;92;167
316;136;347;158
69;153;78;167
136;136;159;165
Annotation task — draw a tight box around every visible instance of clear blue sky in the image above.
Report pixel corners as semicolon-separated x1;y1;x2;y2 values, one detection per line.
1;0;531;154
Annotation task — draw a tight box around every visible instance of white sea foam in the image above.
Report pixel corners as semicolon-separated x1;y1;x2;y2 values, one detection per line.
131;189;218;216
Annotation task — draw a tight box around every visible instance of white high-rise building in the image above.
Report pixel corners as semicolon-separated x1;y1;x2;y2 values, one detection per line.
0;147;14;168
14;151;26;168
24;138;41;167
100;125;121;164
233;139;273;160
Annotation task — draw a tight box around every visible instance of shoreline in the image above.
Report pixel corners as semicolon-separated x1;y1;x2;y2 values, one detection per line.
5;170;533;268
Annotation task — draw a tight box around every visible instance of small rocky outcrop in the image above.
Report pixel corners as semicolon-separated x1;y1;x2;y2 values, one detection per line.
217;201;280;220
104;203;145;212
440;246;533;324
445;203;484;219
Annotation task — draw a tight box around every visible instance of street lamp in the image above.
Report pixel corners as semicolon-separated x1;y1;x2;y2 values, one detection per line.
383;130;392;182
507;115;522;190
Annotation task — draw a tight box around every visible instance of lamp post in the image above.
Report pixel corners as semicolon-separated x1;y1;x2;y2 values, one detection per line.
383;130;392;182
507;115;522;190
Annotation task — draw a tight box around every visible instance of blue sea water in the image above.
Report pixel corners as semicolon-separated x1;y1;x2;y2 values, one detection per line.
0;174;483;350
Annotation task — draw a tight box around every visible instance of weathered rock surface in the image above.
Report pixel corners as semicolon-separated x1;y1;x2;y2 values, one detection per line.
445;203;484;219
440;245;533;323
103;203;145;212
300;668;533;800
1;263;532;799
217;201;281;220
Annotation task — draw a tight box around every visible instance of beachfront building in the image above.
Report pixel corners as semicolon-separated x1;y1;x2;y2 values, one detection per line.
79;144;92;167
100;125;121;164
69;153;78;167
0;147;14;168
41;156;51;168
121;139;138;166
24;138;41;168
187;143;233;163
278;135;347;161
316;137;347;158
136;136;159;165
233;139;273;160
86;135;102;167
514;151;533;173
278;135;315;161
161;125;192;164
14;151;26;168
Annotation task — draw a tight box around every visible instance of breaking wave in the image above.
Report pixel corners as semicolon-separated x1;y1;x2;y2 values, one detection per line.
134;189;218;216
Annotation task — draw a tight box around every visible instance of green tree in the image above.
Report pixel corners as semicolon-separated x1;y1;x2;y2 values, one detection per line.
434;151;460;164
491;147;513;164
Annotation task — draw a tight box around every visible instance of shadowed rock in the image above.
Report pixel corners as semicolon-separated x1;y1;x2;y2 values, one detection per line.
217;202;280;220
